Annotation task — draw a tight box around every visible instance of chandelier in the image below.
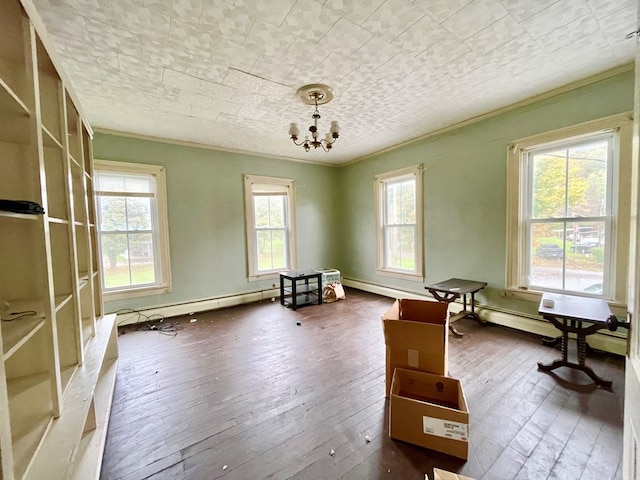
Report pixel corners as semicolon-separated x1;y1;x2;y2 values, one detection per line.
288;84;340;152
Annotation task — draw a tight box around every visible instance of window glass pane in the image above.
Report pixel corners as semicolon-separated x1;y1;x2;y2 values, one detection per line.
126;197;152;230
384;226;402;268
256;230;272;270
124;175;153;193
530;221;605;294
96;173;153;193
400;226;415;270
402;181;416;224
96;173;124;192
256;229;286;271
567;140;608;217
385;183;401;225
567;221;605;294
385;179;415;225
254;195;285;229
100;232;156;288
270;230;286;269
531;149;566;219
254;196;270;228
530;222;565;290
269;196;285;228
129;233;156;285
99;197;126;231
100;233;129;288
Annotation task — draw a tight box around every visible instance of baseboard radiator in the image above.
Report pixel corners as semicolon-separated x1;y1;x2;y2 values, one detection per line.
341;278;627;357
111;280;626;356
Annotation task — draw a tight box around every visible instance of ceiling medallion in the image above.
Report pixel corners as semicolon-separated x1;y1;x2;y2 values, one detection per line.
288;84;340;152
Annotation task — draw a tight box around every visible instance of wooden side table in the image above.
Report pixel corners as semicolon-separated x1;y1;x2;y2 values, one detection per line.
279;270;322;310
425;278;487;337
537;293;614;389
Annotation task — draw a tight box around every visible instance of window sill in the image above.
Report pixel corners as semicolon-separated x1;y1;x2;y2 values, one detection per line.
376;268;424;282
247;272;281;282
103;284;172;301
503;287;542;303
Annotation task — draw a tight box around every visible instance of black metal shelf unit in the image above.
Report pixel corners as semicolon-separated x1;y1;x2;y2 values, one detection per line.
279;270;323;310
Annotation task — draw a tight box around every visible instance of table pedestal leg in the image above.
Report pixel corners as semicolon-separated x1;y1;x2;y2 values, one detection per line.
541;336;562;347
449;323;464;338
428;290;464;337
537;319;612;389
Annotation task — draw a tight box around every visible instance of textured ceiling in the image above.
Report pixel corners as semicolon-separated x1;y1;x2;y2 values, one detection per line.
29;0;636;165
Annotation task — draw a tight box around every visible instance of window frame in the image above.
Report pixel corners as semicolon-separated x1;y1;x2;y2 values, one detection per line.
244;174;297;281
506;113;632;305
94;160;172;300
374;164;424;281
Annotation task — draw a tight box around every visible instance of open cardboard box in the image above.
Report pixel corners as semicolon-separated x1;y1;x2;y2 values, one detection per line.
382;298;449;397
433;468;476;480
389;368;469;460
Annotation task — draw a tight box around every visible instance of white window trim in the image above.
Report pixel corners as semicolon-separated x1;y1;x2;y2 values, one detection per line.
505;113;632;305
94;160;172;301
374;164;424;281
244;174;297;281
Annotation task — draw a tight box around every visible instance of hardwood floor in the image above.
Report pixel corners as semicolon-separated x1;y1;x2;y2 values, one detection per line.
101;288;624;480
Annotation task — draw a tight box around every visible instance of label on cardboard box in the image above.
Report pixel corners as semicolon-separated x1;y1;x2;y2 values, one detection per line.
422;417;468;441
407;349;419;367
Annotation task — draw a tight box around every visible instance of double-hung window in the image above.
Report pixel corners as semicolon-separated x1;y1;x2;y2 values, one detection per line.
244;175;296;280
94;160;171;299
506;114;631;302
375;165;423;280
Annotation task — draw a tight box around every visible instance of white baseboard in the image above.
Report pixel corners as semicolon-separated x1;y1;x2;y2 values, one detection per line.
342;278;627;356
113;288;280;326
114;279;627;356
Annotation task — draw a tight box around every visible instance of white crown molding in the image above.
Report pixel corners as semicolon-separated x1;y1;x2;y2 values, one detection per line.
93;128;341;168
342;63;635;167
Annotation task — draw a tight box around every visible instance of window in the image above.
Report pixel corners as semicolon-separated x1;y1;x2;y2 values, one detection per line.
375;165;423;280
94;161;171;300
506;114;632;302
244;175;296;280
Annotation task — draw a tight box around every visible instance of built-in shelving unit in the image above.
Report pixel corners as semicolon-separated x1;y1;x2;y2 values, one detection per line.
0;1;118;478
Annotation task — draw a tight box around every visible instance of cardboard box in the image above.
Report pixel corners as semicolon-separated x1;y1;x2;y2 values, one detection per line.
433;468;476;480
389;368;469;460
382;299;449;397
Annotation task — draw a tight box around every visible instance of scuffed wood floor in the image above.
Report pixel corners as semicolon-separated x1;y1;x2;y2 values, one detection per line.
101;288;624;480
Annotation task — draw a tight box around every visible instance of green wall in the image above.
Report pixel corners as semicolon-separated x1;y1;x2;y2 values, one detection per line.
93;135;341;312
338;69;635;316
94;69;634;318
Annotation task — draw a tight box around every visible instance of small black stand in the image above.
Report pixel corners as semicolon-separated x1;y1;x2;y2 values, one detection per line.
279;270;322;310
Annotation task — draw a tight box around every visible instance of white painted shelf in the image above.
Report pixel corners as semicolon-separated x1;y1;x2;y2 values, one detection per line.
0;1;117;478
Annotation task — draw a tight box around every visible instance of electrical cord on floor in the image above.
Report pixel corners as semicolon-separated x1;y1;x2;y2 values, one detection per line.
113;308;182;337
1;310;38;322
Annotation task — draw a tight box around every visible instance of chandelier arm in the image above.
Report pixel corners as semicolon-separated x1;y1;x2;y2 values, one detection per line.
291;137;306;146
